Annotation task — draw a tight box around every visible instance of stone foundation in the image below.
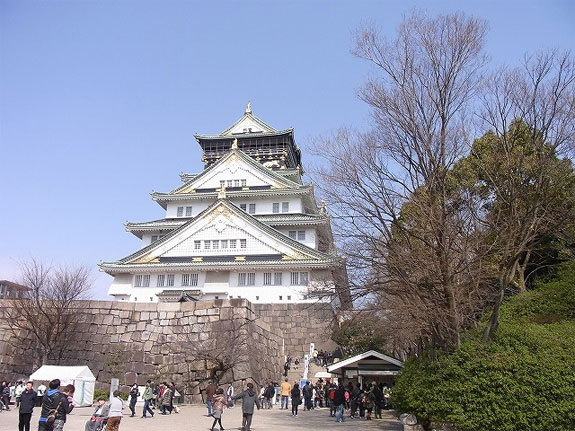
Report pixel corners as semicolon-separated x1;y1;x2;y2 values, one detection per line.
0;299;337;402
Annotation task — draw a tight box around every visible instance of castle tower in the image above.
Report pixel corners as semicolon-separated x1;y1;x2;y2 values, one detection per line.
100;106;342;303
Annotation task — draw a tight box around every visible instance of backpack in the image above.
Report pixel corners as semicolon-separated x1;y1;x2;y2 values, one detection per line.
46;401;62;426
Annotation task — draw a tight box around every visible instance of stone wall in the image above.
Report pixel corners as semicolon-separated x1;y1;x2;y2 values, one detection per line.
0;299;338;402
253;302;338;359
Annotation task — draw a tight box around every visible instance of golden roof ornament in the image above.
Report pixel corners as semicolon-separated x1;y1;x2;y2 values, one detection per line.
245;101;252;114
232;138;238;150
218;186;227;199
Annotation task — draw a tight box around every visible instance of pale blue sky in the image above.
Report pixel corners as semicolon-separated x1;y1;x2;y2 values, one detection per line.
1;0;573;299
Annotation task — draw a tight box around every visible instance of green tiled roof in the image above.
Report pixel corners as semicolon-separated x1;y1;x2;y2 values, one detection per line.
101;199;335;271
168;147;302;195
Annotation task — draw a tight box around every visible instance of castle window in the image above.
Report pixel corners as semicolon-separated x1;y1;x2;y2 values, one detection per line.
227;180;233;187
241;179;247;187
240;239;247;249
279;296;283;300
282;202;289;212
166;274;174;287
248;204;256;214
274;273;283;285
298;230;306;240
194;240;201;250
290;272;309;285
230;239;237;248
273;203;280;213
256;296;259;300
234;179;240;187
177;206;184;217
212;240;219;249
263;273;272;285
151;235;158;242
185;206;193;217
221;240;228;249
142;275;150;287
240;204;247;211
238;272;255;286
288;231;297;240
157;275;165;287
182;273;198;287
134;275;142;287
220;180;225;188
204;240;211;249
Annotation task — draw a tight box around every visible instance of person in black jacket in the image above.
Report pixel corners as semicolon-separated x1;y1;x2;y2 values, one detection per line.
128;384;139;417
18;382;36;431
333;382;346;423
38;379;74;431
290;383;301;417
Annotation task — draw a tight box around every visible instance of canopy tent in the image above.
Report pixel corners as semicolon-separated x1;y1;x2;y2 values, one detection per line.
327;350;403;385
313;371;333;379
30;365;95;407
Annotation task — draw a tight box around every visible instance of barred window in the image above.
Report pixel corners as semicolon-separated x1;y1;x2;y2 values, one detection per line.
234;179;240;187
238;272;255;286
290;272;308;285
220;180;225;188
157;275;165;287
167;274;174;286
185;206;192;217
212;240;219;249
182;274;190;286
190;273;198;286
288;231;297;240
238;273;246;286
230;239;237;248
263;273;272;285
272;203;280;213
134;275;143;287
177;206;184;217
227;180;233;187
151;235;158;242
142;275;150;287
221;240;228;249
241;179;247;187
247;273;255;285
240;239;247;249
298;230;306;240
274;272;283;285
204;240;211;250
240;204;247;211
248;204;256;214
282;202;289;212
194;240;201;250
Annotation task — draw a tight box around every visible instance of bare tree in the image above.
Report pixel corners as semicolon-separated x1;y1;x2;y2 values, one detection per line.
475;51;575;340
314;13;490;353
1;259;92;369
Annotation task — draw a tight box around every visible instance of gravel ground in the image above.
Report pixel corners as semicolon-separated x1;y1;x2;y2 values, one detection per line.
0;404;403;431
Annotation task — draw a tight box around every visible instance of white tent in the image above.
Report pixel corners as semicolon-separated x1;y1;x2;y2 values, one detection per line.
30;365;95;407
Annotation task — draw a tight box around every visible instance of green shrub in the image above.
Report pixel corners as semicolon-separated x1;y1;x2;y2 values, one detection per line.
392;263;575;431
92;389;129;402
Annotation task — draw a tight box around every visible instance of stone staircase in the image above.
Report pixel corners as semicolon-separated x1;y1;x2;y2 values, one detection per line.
285;359;329;383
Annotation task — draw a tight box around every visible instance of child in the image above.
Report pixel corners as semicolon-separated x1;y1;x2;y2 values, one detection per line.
211;388;226;431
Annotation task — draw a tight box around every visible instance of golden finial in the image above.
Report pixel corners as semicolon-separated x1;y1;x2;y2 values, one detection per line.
245;102;252;114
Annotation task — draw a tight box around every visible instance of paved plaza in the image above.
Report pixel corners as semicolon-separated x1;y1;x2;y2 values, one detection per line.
0;404;403;431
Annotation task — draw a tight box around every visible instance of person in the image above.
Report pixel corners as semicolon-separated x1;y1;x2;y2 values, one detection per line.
2;381;11;410
280;378;291;410
283;360;290;377
364;385;375;420
290;383;301;417
106;390;123;431
205;380;217;417
350;382;360;418
128;384;139;417
141;380;155;418
334;382;346;423
85;397;109;431
168;382;176;414
18;381;36;431
302;381;313;411
15;381;26;408
232;382;261;431
373;382;383;419
210;388;226;431
264;382;275;409
226;384;234;408
36;384;46;407
38;379;74;431
294;358;299;370
328;383;337;417
160;384;172;414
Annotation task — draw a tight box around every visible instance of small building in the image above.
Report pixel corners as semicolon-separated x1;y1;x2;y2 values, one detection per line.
0;280;29;299
327;350;404;386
